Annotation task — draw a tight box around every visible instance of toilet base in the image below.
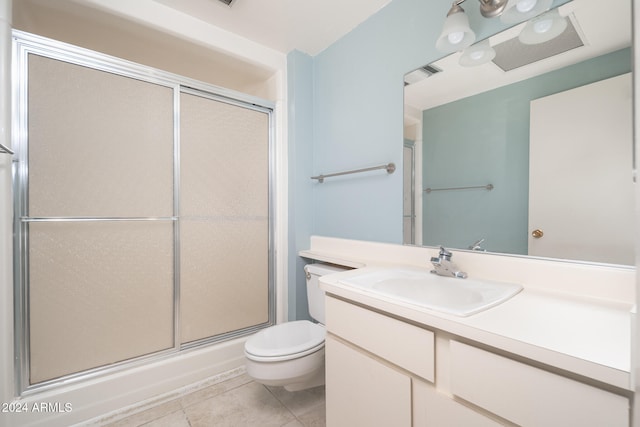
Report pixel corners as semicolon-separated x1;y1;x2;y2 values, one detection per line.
245;347;325;392
283;366;325;391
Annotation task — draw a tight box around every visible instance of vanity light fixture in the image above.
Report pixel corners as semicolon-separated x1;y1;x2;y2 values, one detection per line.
500;0;553;24
436;0;555;54
518;8;567;44
459;39;496;66
436;0;509;53
436;1;477;53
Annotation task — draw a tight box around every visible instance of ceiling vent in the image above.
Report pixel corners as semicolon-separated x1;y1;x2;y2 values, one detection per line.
492;16;584;72
404;64;443;85
217;0;236;6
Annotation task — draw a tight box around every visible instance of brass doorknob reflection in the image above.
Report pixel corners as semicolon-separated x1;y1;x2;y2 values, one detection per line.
531;229;544;239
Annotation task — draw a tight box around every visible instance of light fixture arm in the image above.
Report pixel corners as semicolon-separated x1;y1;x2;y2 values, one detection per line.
445;0;466;17
447;0;509;18
478;0;509;17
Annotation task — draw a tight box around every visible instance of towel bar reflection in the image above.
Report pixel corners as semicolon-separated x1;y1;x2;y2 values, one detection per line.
311;163;395;183
0;143;13;155
425;183;493;193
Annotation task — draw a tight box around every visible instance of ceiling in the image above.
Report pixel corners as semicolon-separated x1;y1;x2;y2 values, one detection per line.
12;0;392;95
152;0;393;56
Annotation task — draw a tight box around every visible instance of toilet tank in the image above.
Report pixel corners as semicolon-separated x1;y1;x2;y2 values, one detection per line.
304;263;350;324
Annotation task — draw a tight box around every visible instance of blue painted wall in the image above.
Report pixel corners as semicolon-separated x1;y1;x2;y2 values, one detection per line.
288;0;571;319
309;0;568;243
422;48;632;255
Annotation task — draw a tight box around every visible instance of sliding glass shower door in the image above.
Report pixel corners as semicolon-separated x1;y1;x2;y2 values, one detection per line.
13;32;274;392
24;54;177;385
179;91;271;344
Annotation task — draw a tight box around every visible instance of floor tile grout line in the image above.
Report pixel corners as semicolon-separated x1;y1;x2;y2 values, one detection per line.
185;408;194;427
137;408;187;427
265;385;327;427
102;400;184;427
263;385;307;426
178;376;255;411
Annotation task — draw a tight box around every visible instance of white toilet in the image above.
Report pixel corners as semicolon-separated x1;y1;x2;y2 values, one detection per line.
244;263;348;391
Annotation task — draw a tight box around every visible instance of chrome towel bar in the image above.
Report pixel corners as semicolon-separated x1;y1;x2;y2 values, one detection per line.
425;183;493;193
0;142;14;155
311;163;395;183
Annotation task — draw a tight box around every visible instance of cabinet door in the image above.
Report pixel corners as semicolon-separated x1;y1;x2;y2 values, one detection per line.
413;380;503;427
326;335;411;427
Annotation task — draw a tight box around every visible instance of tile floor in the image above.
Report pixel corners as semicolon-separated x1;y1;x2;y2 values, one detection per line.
102;374;326;427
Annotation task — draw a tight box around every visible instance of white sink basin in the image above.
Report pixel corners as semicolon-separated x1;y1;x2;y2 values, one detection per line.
338;268;523;317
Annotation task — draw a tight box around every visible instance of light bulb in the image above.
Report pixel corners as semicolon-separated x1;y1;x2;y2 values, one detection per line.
533;18;553;34
519;9;566;44
516;0;537;13
459;40;495;67
448;31;465;45
470;50;485;61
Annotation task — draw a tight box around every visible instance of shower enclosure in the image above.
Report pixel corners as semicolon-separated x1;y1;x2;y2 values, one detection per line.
12;31;275;393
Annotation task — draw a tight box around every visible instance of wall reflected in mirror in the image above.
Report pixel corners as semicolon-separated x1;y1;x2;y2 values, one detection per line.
403;0;633;265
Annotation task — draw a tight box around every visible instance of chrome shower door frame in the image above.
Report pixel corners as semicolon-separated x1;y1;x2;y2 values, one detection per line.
12;30;276;396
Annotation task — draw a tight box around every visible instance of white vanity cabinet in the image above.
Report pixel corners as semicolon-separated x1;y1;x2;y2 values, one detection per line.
325;335;412;426
412;379;503;427
325;296;433;426
325;295;434;381
325;295;630;427
449;341;629;427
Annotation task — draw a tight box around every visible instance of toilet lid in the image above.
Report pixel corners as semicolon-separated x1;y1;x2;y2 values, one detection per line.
245;320;325;360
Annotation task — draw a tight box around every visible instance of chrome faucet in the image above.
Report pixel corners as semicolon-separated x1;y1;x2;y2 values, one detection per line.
430;246;468;279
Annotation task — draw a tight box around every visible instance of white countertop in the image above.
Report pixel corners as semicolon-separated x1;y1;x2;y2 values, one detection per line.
319;265;633;390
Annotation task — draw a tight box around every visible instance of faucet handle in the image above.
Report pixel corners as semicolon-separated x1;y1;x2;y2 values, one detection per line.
438;246;452;259
431;246;467;279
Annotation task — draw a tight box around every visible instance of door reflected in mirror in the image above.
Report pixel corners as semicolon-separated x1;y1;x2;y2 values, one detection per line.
403;0;633;266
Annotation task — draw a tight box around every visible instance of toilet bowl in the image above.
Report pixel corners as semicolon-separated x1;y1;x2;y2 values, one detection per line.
243;263;349;391
245;320;326;391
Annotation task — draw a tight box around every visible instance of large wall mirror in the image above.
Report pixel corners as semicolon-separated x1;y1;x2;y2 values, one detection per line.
403;0;633;266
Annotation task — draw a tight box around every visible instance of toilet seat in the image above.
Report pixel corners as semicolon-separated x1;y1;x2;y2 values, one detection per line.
245;320;325;362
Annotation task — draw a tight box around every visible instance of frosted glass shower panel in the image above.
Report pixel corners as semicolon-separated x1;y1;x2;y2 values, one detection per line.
179;92;270;344
180;220;269;342
28;221;174;384
27;54;174;217
179;93;269;217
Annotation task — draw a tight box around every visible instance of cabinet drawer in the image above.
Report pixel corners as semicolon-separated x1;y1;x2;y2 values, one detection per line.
325;296;434;382
450;341;629;427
